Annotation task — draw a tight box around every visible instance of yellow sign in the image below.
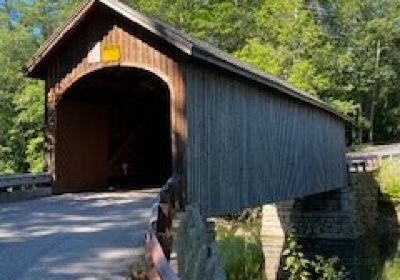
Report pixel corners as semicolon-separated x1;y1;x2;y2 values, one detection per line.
101;44;121;62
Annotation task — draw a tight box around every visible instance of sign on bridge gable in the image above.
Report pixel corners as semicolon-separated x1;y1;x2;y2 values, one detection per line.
101;44;121;62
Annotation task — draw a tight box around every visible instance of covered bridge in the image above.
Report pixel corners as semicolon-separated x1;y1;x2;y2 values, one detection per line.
26;0;346;217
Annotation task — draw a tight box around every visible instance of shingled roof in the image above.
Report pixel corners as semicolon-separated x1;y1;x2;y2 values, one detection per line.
26;0;343;118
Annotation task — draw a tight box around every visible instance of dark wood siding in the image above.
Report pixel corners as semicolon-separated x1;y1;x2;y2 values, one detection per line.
57;101;109;192
185;61;346;217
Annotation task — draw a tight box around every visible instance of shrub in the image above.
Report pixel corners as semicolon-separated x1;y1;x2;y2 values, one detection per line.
375;160;400;202
282;231;311;280
282;230;348;280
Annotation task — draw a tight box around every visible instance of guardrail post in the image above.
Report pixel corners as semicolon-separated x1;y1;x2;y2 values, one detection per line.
157;188;172;260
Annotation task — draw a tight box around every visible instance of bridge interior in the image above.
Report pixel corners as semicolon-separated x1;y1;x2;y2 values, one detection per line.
55;68;172;192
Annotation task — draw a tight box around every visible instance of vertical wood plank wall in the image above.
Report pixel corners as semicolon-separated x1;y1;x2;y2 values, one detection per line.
57;102;109;192
44;6;187;190
185;61;347;217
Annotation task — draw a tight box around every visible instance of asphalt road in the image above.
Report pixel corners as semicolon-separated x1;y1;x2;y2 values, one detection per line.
0;190;158;280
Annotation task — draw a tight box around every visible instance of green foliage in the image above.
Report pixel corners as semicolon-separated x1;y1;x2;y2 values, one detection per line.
217;222;264;280
0;0;79;173
129;0;261;52
26;134;44;173
235;0;332;96
375;160;400;202
235;38;284;76
282;230;348;280
326;99;358;117
282;232;312;280
381;254;400;280
312;256;348;280
0;24;40;173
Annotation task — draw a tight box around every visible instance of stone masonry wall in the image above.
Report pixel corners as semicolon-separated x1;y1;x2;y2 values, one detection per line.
262;173;378;240
261;173;379;280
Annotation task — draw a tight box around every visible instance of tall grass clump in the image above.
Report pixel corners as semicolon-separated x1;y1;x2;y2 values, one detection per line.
375;159;400;202
216;209;265;280
217;226;264;280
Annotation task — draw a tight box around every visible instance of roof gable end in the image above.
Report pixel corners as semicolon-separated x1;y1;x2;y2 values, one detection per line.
25;0;193;77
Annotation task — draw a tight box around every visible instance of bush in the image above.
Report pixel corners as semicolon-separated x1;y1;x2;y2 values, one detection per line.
375;160;400;202
282;230;348;280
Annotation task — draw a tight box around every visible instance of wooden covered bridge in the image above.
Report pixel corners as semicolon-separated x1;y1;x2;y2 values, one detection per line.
26;0;346;217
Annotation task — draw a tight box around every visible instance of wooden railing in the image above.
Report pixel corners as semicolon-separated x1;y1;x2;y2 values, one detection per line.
145;174;185;280
0;173;52;192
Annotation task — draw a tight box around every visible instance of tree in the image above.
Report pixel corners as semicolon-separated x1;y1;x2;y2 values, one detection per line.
235;0;333;96
0;0;80;173
129;0;262;52
320;0;400;143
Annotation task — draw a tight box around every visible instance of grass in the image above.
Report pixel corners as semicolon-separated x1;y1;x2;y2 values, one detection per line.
216;218;265;280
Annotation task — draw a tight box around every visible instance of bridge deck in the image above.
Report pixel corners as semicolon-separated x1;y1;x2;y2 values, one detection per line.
0;190;158;280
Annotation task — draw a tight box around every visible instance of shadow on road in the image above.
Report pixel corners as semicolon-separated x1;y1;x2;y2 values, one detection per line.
0;190;158;280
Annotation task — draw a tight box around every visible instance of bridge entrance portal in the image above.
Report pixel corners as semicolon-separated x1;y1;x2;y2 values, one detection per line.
55;67;172;192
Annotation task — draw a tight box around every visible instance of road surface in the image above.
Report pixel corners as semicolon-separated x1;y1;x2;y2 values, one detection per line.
0;190;158;280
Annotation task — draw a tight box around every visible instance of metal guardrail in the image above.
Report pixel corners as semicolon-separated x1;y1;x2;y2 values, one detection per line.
347;149;400;173
0;173;52;192
145;174;185;280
